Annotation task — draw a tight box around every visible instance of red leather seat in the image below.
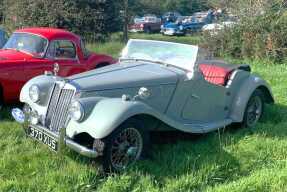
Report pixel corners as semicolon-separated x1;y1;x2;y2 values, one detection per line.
199;64;233;86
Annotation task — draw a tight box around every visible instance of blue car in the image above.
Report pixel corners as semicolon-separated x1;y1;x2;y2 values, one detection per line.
162;11;182;23
0;28;8;48
161;21;186;36
161;11;214;36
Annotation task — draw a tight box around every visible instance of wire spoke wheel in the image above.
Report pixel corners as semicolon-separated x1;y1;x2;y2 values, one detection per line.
110;127;143;171
245;95;263;127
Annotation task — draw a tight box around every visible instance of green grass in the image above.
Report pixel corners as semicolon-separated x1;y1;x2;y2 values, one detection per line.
1;33;287;191
87;32;202;58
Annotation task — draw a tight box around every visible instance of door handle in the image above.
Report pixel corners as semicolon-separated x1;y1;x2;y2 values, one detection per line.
191;94;200;99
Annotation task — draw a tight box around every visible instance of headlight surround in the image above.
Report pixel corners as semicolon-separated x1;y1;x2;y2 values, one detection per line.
69;100;84;122
29;85;40;103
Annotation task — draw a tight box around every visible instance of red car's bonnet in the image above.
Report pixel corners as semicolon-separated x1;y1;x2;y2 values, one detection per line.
0;49;33;62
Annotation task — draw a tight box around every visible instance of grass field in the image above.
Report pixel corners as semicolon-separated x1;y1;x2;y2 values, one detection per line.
1;33;287;192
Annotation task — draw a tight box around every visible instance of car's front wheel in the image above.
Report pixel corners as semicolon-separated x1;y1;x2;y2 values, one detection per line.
242;89;264;127
101;119;149;173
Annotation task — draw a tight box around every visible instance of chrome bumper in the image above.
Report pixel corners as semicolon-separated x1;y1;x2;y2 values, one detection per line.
28;124;99;158
13;108;99;158
129;29;144;33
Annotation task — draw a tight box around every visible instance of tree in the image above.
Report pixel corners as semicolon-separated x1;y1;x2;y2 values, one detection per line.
1;0;115;40
129;0;210;16
204;0;287;61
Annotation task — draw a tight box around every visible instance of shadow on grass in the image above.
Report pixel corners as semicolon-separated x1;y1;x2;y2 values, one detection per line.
127;103;287;187
68;103;287;190
0;104;23;121
3;103;287;189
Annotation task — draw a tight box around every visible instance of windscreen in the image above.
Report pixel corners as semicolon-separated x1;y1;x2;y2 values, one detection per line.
121;39;200;71
3;32;48;57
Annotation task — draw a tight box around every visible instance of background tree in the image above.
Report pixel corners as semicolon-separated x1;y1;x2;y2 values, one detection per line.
204;0;287;61
1;0;112;41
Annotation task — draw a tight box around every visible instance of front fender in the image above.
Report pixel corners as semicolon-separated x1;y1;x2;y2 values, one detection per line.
229;74;274;122
66;98;162;139
20;75;62;114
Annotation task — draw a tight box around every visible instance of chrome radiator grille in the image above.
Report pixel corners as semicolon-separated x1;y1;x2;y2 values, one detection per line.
45;83;75;132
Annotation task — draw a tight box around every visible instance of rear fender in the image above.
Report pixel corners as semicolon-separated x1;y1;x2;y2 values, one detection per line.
229;74;274;122
88;53;116;69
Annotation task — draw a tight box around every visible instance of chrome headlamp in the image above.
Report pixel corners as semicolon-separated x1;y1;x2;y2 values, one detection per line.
29;85;40;103
69;100;84;122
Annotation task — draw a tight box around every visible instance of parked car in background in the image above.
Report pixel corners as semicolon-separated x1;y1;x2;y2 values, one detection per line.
161;16;187;36
129;15;162;33
133;16;145;24
162;11;182;23
13;39;274;172
0;27;115;104
0;28;8;48
202;21;237;36
161;10;214;36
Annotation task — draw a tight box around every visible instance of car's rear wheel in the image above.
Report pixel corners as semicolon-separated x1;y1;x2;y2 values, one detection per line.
95;62;109;69
242;89;264;127
101;119;149;173
144;27;152;34
0;86;4;108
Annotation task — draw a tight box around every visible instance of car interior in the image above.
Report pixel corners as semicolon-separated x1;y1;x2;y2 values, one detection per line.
198;61;251;86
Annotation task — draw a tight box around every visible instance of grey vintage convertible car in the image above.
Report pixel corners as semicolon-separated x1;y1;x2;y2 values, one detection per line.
12;39;274;172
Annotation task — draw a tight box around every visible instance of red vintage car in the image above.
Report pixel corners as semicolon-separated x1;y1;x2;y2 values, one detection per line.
0;27;116;104
129;16;162;33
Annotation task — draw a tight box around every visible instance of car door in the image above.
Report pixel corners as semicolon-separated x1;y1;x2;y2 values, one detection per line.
46;40;87;77
181;74;228;122
24;57;55;81
167;68;228;123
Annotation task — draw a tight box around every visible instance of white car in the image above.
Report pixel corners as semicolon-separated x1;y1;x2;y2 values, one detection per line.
202;21;237;35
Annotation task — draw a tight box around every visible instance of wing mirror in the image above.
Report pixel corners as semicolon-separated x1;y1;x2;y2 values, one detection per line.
44;63;59;76
121;87;151;102
53;63;60;76
138;87;151;100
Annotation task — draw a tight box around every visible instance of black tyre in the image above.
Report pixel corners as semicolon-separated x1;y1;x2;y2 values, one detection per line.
101;119;149;173
95;63;109;69
144;27;152;34
242;89;265;127
0;86;3;107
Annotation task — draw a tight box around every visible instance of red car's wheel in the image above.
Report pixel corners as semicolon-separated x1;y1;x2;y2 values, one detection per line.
0;86;3;106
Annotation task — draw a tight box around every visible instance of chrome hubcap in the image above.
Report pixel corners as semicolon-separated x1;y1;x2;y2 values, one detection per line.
246;96;262;127
110;128;143;170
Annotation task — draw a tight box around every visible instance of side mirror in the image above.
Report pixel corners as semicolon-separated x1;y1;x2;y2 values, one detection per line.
47;57;55;61
138;87;151;100
53;63;60;76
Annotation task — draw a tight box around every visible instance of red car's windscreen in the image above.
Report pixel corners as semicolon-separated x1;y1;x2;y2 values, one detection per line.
3;32;48;57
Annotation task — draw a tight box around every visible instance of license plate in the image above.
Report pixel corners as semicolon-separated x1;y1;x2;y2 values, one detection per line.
27;126;58;151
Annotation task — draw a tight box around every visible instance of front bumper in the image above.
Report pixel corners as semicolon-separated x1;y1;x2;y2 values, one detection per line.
14;108;99;158
26;124;99;158
129;28;144;33
161;29;185;36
